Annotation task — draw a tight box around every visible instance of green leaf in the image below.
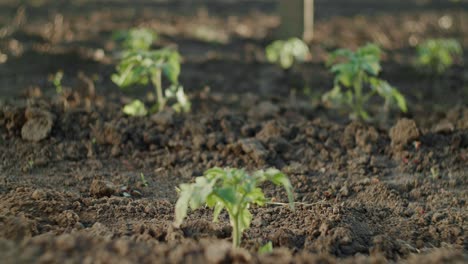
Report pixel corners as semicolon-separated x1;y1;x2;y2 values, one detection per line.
211;201;225;223
238;207;252;233
215;187;237;204
204;167;226;180
114;28;157;51
122;99;148;116
174;184;194;228
264;169;295;210
265;38;309;69
163;52;181;84
189;177;214;209
246;187;266;206
173;167;295;248
392;89;408;113
258;241;273;254
417;38;463;74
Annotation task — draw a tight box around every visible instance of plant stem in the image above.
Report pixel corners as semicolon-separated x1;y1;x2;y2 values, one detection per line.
232;214;241;248
353;73;369;120
152;70;165;111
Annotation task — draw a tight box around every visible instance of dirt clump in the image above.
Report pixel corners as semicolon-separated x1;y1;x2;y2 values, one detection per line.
389;118;420;150
21;107;55;142
90;179;117;198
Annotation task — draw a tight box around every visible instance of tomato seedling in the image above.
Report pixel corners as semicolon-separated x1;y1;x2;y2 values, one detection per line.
50;70;64;94
265;38;309;70
112;48;190;114
416;38;462;75
113;28;157;52
323;43;407;121
174;167;294;248
122;99;148;117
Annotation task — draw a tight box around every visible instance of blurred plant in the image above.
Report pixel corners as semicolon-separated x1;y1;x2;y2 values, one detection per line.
113;28;157;51
174;167;294;248
265;38;310;70
323;43;407;121
112;48;190;114
416;38;462;75
122;99;148;116
0;51;7;64
50;70;64;94
140;173;149;187
258;241;273;254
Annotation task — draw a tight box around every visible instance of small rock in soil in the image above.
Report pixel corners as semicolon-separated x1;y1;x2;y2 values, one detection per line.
1;215;37;242
90;179;116;197
229;247;252;263
21;107;54;142
53;210;80;228
389;118;420;150
151;110;174;127
93;122;121;145
432;119;454;134
204;241;231;264
2;105;25;133
256;120;286;142
55;234;76;251
248;101;280;119
31;189;47;200
192;134;205;149
342;122;379;153
238;138;268;163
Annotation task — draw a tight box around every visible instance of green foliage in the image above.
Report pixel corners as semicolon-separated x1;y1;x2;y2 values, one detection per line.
266;38;310;69
122;99;148;116
140;173;149;187
112;48;190;113
323;43;407;121
416;38;462;75
51;70;64;94
174;168;294;248
258;241;273;254
113;28;157;51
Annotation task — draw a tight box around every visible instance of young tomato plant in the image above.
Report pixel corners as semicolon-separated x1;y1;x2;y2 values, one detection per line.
113;28;157;52
265;38;310;70
50;70;64;94
112;48;191;114
323;43;407;121
174;167;294;248
416;38;462;75
122;99;148;117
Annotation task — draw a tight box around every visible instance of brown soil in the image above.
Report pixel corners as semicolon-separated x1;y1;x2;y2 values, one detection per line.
0;0;467;263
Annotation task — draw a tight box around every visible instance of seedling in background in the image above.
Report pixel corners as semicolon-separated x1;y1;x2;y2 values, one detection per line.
140;173;149;187
113;28;157;52
265;38;310;70
322;43;407;121
122;99;148;117
112;48;191;114
51;70;64;94
174;168;294;249
416;38;462;75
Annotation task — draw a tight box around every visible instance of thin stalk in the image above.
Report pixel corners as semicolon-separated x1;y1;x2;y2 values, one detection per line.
232;213;241;248
152;69;165;111
353;73;369;120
